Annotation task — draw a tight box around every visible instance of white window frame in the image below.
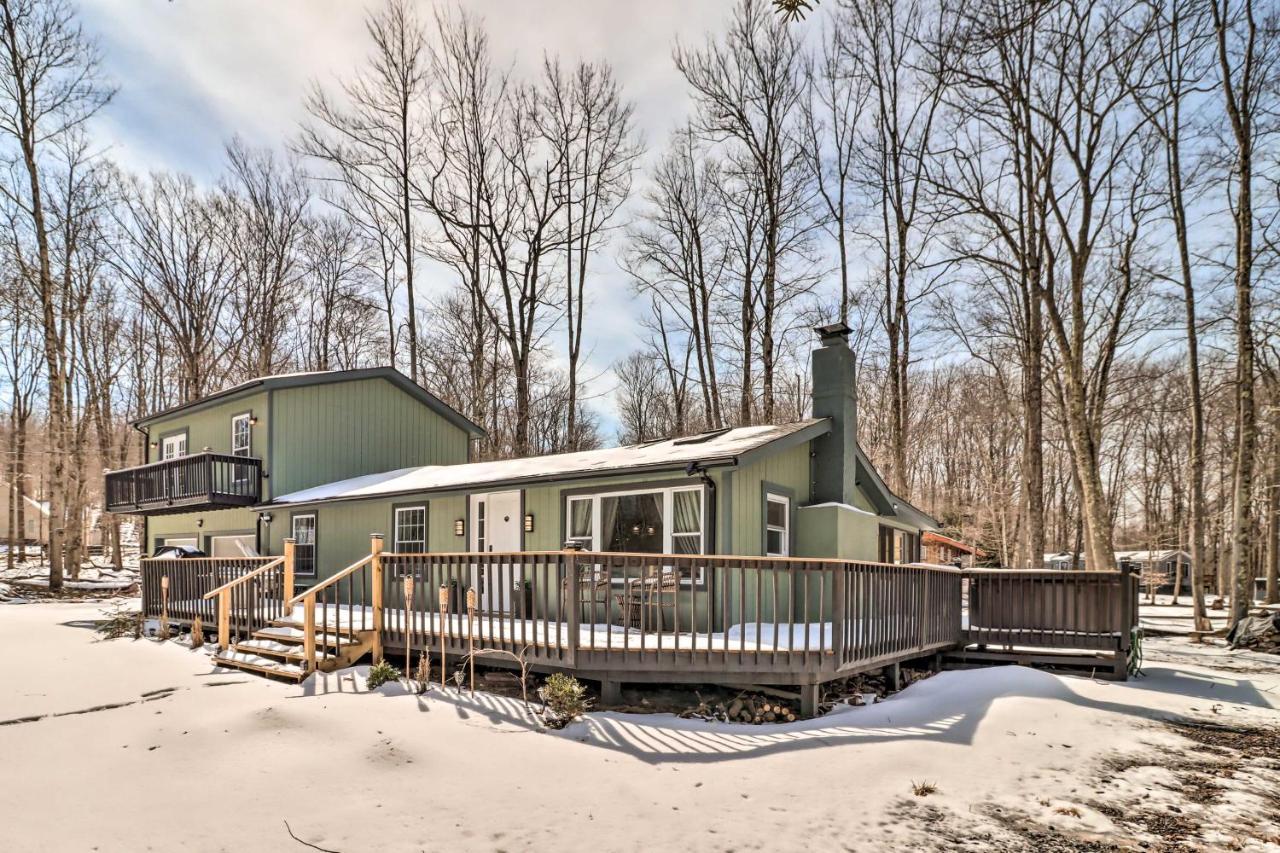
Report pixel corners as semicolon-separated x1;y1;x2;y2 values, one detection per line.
563;484;705;584
160;433;186;460
292;513;317;577
231;413;252;457
765;494;791;557
394;505;427;553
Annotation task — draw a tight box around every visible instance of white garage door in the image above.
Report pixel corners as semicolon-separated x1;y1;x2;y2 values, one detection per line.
208;535;257;558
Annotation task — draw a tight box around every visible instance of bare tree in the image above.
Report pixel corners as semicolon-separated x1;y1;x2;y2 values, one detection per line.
1208;0;1278;623
675;0;815;425
0;0;112;587
540;57;639;450
298;0;428;381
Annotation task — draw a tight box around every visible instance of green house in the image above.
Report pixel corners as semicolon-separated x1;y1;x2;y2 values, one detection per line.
108;325;936;590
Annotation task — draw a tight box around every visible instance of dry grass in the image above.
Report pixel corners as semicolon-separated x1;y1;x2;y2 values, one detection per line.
911;780;938;797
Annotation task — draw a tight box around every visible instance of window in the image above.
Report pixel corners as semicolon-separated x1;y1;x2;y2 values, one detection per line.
394;506;427;553
878;525;919;564
160;433;186;460
231;414;252;457
563;485;705;578
672;488;702;554
566;496;593;549
475;499;486;552
765;494;790;556
292;514;316;577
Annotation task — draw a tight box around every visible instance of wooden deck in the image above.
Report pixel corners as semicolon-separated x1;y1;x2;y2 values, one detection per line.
140;545;1138;713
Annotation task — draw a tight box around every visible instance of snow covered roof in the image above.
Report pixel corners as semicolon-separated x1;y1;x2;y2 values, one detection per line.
269;419;830;506
1115;549;1189;563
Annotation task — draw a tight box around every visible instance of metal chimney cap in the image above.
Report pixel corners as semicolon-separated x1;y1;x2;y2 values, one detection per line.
814;321;852;343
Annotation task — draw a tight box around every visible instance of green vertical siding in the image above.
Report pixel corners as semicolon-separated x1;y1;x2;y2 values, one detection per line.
146;508;260;554
145;392;268;466
725;443;811;556
269;378;469;496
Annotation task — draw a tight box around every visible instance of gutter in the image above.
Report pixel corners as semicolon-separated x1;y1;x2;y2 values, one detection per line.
685;461;718;554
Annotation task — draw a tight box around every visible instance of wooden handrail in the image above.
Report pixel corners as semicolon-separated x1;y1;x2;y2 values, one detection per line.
287;553;374;607
383;549;966;573
202;556;285;600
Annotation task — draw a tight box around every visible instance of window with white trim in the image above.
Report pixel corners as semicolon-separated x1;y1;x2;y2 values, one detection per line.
161;433;186;460
394;506;427;553
765;494;790;556
292;514;316;577
566;496;593;549
231;413;252;457
563;485;705;581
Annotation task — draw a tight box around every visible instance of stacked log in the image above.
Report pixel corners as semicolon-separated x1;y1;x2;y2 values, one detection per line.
679;692;799;724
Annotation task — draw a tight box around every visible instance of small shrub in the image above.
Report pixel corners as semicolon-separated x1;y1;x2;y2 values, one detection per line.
96;604;142;640
1054;806;1082;818
413;655;431;694
366;659;403;690
539;672;590;728
911;780;938;797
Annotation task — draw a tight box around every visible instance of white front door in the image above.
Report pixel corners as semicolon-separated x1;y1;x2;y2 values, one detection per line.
469;491;522;611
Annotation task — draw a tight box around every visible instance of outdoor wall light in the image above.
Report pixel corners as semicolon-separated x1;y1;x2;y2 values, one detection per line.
149;441;157;448
197;519;204;528
249;416;258;425
258;512;273;524
454;519;465;537
524;514;534;533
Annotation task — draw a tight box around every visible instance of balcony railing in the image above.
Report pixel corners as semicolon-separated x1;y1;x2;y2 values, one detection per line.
105;452;262;515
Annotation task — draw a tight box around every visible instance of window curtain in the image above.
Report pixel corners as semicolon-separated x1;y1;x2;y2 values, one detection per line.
673;490;700;534
570;499;592;539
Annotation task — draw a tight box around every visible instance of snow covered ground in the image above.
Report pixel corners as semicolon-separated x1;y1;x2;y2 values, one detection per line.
1;599;1277;852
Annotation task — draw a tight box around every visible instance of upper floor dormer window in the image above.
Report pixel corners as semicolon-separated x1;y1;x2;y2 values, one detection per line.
231;413;252;458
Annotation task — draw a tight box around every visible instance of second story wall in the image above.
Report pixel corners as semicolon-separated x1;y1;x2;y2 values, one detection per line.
146;391;269;466
269;377;470;496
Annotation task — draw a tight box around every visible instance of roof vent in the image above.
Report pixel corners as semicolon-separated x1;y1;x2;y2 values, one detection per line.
672;427;732;446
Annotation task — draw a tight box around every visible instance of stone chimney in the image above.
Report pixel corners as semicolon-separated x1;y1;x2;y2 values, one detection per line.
810;322;856;505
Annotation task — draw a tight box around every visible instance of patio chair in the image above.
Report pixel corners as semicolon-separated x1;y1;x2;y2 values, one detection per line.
615;565;678;632
561;564;612;623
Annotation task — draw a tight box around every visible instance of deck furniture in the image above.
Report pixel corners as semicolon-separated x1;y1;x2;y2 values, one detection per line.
615;566;678;632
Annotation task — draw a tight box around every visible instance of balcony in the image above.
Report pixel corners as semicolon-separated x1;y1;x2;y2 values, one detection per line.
106;452;263;515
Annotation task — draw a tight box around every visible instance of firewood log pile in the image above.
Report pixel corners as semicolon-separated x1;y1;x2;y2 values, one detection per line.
674;667;939;725
680;692;799;724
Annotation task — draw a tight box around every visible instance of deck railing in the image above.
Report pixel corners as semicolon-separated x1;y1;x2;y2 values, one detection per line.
201;545;292;650
288;537;381;673
378;550;963;679
105;452;262;515
145;543;1139;684
141;555;280;634
963;566;1137;652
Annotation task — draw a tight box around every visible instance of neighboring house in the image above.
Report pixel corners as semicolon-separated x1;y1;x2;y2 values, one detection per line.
1043;551;1087;571
922;531;979;567
1115;549;1193;595
0;482;50;545
106;326;937;585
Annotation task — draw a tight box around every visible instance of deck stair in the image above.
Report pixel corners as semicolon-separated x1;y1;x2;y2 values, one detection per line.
213;617;375;682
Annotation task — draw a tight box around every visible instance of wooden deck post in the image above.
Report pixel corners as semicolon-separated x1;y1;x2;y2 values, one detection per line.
282;538;296;604
800;682;820;718
217;590;230;651
370;534;384;663
565;550;580;666
303;592;317;673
